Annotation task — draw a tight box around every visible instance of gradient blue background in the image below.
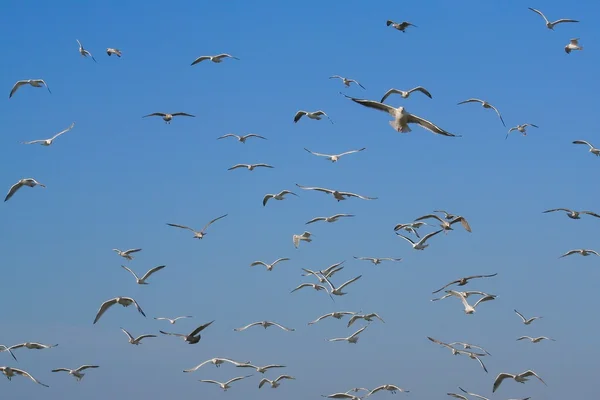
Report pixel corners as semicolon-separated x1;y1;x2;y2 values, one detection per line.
0;0;597;398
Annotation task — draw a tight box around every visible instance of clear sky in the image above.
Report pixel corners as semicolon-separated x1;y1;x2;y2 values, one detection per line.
0;0;597;399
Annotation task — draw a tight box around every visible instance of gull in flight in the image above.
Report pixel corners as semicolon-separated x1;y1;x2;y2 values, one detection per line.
304;147;366;163
323;393;362;400
428;338;489;372
93;296;146;324
218;133;267;143
200;375;253;391
76;39;97;62
380;87;432;102
342;93;458;136
9;79;51;98
329;75;365;89
296;184;377;201
514;309;542;325
368;384;410;396
386;20;417;32
234;321;294;332
308;311;358;325
517;336;555;343
293;231;313;248
447;342;491;356
543;208;600;219
432;273;498;294
143;112;195;124
323;274;362;296
328;326;367;344
250;258;290;271
492;370;546;393
528;7;579;30
52;365;99;381
154;316;193;324
457;387;491;400
565;38;583;53
0;366;49;387
237;363;286;373
393;221;429;238
7;342;57;353
290;282;329;294
306;214;355;224
573;139;600;155
301;261;345;283
106;48;122;57
559;248;600;258
434;210;460;220
396;229;444;250
166;214;228;239
506;123;538;139
263;190;297;206
457;98;505;126
4;178;45;202
0;345;17;361
112;248;142;261
21;122;75;146
446;290;496;314
353;256;402;265
160;320;214;344
191;53;239;65
259;375;295;389
346;388;370;394
294;110;333;124
120;328;156;345
121;265;166;285
347;313;385;327
416;213;471;234
228;163;274;171
184;358;249;372
432;290;495;303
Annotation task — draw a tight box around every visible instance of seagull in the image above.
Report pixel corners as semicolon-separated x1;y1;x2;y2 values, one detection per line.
106;48;122;57
565;38;583;53
234;321;294;332
263;190;298;206
342;93;458;136
166;214;227;239
0;366;49;387
393;221;429;238
329;75;365;89
52;365;99;381
0;345;17;361
160;320;214;344
573;139;600;155
4;178;45;202
506;123;538;139
308;311;358;325
228;163;274;171
380;87;432;102
301;262;345;283
154;316;193;324
250;258;290;271
237;364;286;373
353;257;402;265
559;249;600;258
492;370;546;392
294;110;333;124
306;214;355;224
120;328;156;345
543;208;600;219
7;342;58;352
259;375;295;389
323;275;362;296
199;375;252;391
217;133;267;143
304;147;366;163
293;231;313;248
120;265;166;285
447;342;491;356
184;358;249;372
386;20;417;32
142;112;195;124
396;229;444;250
323;393;362;400
21;122;75;146
76;39;97;62
368;384;410;396
458;387;490;400
347;313;385;327
415;213;472;233
290;282;329;294
93;296;146;324
296;184;377;201
112;248;142;261
346;388;370;394
432;290;495;303
517;336;555;343
457;98;505;126
446;290;496;314
434;210;459;220
429;339;489;372
191;53;239;65
328;326;367;344
432;273;498;294
528;7;579;30
9;79;51;98
514;309;543;325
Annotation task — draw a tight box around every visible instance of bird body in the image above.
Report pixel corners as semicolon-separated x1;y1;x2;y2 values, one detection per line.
294;110;333;123
386;20;417;32
76;39;97;62
106;48;122;57
293;231;313;248
565;38;583;53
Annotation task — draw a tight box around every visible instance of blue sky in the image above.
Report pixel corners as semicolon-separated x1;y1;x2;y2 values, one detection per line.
0;0;598;398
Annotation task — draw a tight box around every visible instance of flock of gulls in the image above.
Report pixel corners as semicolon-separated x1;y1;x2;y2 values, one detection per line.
0;5;590;399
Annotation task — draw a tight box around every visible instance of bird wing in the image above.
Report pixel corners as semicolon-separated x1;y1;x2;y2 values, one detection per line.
329;75;342;80
294;110;307;122
337;275;362;291
76;365;100;372
171;112;195;117
50;122;75;140
295;184;334;194
215;53;238;59
191;56;211;65
189;320;215;336
120;265;139;280
419;229;444;244
258;378;270;388
226;375;252;385
123;248;142;255
589;250;600;256
120;328;135;341
431;279;461;294
458;387;489;400
514;309;527;322
228;164;247;170
542;208;571;213
466;273;497;280
582;211;600;218
348;79;366;89
174;315;193;321
253;163;274;168
166;223;196;232
473;295;495;308
346;315;361;327
142;113;167;118
516;336;532;341
276;375;295;381
528;7;549;24
93;298;118;324
395;232;416;245
337;148;366;157
135;334;157;341
452;216;472;232
457;98;484;105
250;260;268;267
309;313;332;324
9;80;27;98
342;94;397;116
183;359;211;372
4;180;24;202
304;148;331;157
406;113;458;136
234;321;261;331
128;298;146;317
447;394;468;400
570;38;580;45
52;368;71;373
13;368;49;387
487;104;506;126
217;133;237;140
368;386;385;396
492;373;513;392
380;88;403;103
553;18;579;25
244;134;267;140
338;191;377;200
305;217;325;224
21;139;46;145
140;265;166;281
159;330;186;337
415;214;444;223
262;364;286;370
408;86;433;98
200;379;223;385
272;257;290;265
573;140;593;148
474;356;488;373
520;370;546;385
201;214;228;232
271;322;294;331
348;326;367;339
559;249;578;258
